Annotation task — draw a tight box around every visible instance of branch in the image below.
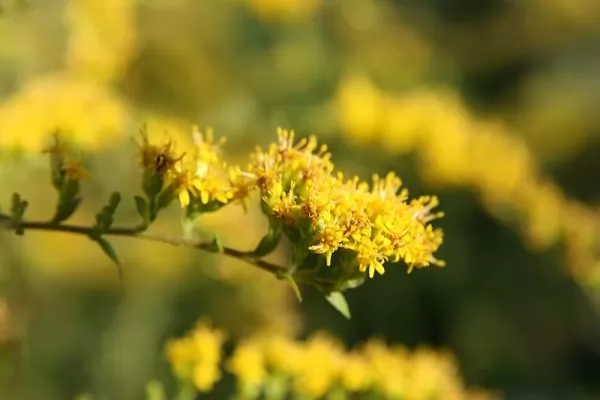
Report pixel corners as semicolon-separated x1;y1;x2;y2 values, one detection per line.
0;214;287;276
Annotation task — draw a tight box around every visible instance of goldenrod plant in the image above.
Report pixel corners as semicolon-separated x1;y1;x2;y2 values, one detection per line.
335;78;600;304
2;0;598;398
0;127;445;317
160;321;498;400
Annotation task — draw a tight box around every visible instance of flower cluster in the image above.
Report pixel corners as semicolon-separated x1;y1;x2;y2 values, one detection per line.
166;322;226;392
0;0;132;153
136;126;253;215
0;75;127;152
335;76;600;300
0;124;446;319
135;126;445;295
167;322;498;400
65;0;135;82
249;129;445;283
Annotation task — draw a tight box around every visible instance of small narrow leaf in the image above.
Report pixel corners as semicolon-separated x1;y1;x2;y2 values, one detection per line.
10;192;21;216
8;193;28;235
185;198;226;220
279;273;302;302
134;196;150;225
107;192;121;212
92;236;123;280
94;192;122;233
155;187;175;212
142;170;164;199
14;204;28;236
250;220;282;257
325;292;351;319
207;234;224;253
60;178;81;201
52;197;82;224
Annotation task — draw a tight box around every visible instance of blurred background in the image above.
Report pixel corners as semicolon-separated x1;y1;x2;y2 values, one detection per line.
1;0;600;398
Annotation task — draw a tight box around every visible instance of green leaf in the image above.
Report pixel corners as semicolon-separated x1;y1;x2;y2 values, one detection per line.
142;170;164;199
94;192;121;233
278;273;302;302
61;178;81;201
92;236;123;280
107;192;121;211
155;187;176;212
10;192;20;216
206;234;224;253
9;193;28;235
250;219;282;257
52;197;82;224
185;198;226;220
135;196;151;226
259;198;272;216
325;292;351;319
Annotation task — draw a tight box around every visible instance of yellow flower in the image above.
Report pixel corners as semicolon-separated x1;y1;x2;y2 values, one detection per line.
134;126;253;210
164;322;497;399
335;75;385;144
292;333;344;398
227;166;256;212
0;75;127;152
169;163;203;208
165;321;226;393
339;352;371;392
262;333;304;374
60;160;89;182
250;129;445;278
361;339;408;398
227;340;267;391
192;362;221;393
136;126;184;175
65;0;136;82
190;127;239;206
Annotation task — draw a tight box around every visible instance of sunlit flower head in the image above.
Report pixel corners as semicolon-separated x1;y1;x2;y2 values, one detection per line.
135;126;254;210
250;128;445;279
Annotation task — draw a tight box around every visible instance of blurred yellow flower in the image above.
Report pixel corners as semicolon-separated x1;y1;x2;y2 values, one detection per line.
362;339;408;397
335;80;600;306
292;333;344;398
65;0;136;82
335;75;385;144
247;0;321;22
262;333;304;374
380;95;426;154
227;339;267;394
0;75;127;152
167;322;498;399
339;352;371;392
166;321;226;393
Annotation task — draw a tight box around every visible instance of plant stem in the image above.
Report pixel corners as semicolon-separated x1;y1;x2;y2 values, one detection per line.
0;214;286;276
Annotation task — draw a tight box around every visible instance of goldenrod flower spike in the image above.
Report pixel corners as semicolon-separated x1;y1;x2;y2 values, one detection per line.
250;128;445;289
168;322;499;399
1;126;445;317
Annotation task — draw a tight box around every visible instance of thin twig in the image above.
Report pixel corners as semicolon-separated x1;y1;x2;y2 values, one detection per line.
0;214;287;276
